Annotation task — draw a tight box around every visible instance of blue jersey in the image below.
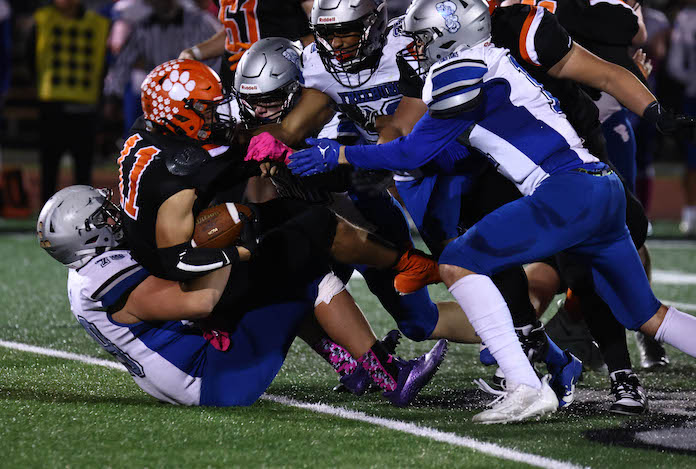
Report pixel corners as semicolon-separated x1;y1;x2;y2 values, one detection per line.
345;42;602;195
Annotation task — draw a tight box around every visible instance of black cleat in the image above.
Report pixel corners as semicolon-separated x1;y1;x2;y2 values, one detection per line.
609;370;648;415
634;331;669;370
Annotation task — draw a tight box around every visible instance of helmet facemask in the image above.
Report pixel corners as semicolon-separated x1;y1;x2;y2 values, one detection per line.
37;186;125;269
142;59;235;145
398;28;450;76
236;81;300;129
313;12;385;88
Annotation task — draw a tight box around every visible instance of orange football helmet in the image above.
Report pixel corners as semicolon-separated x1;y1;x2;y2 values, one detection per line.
141;59;228;141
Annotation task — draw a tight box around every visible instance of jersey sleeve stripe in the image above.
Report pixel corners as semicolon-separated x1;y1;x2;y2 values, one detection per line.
176;259;225;272
589;0;636;14
431;57;486;74
99;268;150;308
431;82;484;104
519;6;543;67
90;263;146;300
431;65;487;94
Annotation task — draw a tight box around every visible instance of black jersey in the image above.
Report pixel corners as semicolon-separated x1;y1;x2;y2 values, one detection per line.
218;0;310;88
118;119;259;277
553;0;646;86
491;4;601;141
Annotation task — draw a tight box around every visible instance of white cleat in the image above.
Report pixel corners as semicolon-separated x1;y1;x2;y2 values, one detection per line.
472;375;559;424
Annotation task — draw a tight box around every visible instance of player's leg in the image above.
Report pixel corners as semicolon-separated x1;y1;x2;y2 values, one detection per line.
69;111;97;187
200;299;313;406
566;173;696;358
298;314;402;396
311;279;448;407
601;109;638;193
438;170;633;422
38;102;67;203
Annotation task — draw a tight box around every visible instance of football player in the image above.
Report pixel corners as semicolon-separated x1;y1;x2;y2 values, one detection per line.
244;1;584;407
119;58;440;297
375;0;692;414
179;0;314;89
503;0;677;377
37;185;448;407
288;0;696;423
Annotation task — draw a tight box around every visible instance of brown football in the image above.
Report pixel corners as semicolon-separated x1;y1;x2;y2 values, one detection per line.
192;203;253;249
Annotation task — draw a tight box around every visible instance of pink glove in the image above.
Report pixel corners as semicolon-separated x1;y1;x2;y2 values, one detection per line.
202;329;231;352
245;132;294;165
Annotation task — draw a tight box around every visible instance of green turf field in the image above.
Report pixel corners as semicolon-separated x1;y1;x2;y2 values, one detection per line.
2;233;696;468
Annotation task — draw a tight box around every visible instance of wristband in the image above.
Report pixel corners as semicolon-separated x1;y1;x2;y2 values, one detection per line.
642;100;660;125
191;45;203;60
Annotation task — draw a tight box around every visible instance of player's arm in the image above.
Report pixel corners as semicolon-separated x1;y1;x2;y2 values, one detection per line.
179;29;226;61
548;43;656;118
256;88;336;146
377;96;428;144
340;111;472;171
155;190;249;281
116;266;232;322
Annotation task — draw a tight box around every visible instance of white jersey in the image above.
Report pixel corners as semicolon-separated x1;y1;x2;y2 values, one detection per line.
301;17;414;144
422;42;598;195
67;250;204;405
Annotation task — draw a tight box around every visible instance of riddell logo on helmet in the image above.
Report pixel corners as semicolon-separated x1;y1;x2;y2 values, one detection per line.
240;83;259;91
318;16;337;23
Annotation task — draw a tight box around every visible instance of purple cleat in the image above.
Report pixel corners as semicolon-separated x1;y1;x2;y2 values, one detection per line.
383;339;448;407
333;329;402;395
336;365;371;396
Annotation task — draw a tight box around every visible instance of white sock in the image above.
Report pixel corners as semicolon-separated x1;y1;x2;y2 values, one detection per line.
655;306;696;357
449;274;541;389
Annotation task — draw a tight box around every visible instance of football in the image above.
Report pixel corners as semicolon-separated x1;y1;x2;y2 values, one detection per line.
192;203;253;249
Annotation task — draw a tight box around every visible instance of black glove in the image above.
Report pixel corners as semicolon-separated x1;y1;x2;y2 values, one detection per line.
236;211;260;259
396;53;424;99
643;100;696;140
336;104;379;132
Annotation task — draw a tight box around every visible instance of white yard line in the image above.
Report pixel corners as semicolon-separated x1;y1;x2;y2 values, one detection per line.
659;300;696;311
646;239;696;249
0;339;586;469
652;270;696;285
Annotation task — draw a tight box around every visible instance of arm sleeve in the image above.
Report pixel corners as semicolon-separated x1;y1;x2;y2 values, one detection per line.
157;242;241;282
344;112;474;171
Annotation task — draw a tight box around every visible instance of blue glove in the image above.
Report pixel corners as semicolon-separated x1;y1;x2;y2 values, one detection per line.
287;138;341;177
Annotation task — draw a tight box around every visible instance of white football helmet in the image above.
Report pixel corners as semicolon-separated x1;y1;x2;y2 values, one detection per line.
233;37;302;128
37;185;123;269
310;0;389;88
400;0;491;73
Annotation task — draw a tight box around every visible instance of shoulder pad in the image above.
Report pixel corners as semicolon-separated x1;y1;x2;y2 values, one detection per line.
164;142;211;176
427;58;487;119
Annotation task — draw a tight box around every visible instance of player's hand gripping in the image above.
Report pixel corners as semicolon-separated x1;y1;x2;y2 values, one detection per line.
644;101;696;141
287;138;342;176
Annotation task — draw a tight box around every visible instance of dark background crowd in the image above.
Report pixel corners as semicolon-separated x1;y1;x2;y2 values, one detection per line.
0;0;694;224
